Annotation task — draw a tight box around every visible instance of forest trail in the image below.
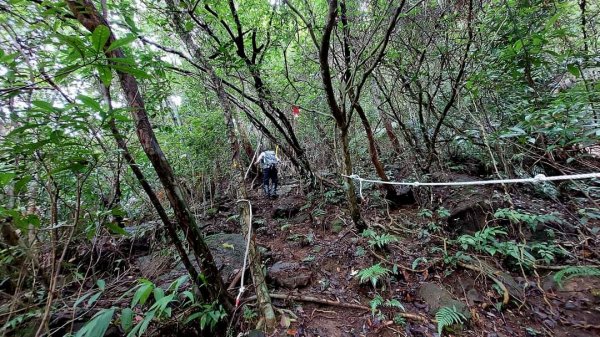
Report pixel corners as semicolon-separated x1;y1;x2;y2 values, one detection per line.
81;176;598;337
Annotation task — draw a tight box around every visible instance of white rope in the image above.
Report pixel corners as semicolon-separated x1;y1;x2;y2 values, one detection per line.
342;172;600;199
235;199;253;307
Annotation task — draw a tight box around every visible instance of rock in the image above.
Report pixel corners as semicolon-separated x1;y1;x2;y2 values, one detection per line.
425;172;505;234
418;283;471;318
469;261;525;302
268;261;312;289
543;318;557;328
542;273;557;291
248;330;266;337
277;184;297;196
388;185;416;205
205;233;246;282
272;204;301;219
466;288;484;305
293;213;311;224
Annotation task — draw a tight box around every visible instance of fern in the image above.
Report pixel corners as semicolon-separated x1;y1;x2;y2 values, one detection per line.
435;306;466;335
385;298;405;311
369;295;384;315
554;266;600;287
369;233;399;249
361;229;399;249
357;263;391;288
370;295;405;319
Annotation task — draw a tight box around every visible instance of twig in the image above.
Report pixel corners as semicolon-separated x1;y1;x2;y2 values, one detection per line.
228;268;244;290
245;293;369;310
245;293;431;323
458;261;510;305
533;264;600;270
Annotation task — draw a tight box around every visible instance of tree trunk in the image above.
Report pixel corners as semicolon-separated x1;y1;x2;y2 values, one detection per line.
319;0;364;230
66;0;231;310
354;102;398;200
340;128;365;230
102;86;200;288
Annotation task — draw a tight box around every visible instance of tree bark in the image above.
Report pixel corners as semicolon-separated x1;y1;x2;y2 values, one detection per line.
340;128;364;229
354;102;397;199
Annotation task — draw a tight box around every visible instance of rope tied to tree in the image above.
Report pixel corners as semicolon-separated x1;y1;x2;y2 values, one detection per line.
235;199;253;308
342;172;600;199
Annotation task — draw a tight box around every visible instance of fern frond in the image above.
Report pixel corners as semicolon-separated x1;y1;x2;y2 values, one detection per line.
554;266;600;287
435;306;466;335
357;263;391;288
361;228;377;238
385;298;405;311
369;295;384;315
368;233;399;249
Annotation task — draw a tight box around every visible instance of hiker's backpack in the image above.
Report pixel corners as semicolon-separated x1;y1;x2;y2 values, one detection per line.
262;151;278;169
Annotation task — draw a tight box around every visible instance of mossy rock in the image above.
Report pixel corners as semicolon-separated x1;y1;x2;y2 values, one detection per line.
418;283;471;319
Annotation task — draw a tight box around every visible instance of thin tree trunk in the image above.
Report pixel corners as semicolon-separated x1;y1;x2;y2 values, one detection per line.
354;102;397;199
340;128;365;230
66;0;231;310
319;0;364;230
102;86;200;286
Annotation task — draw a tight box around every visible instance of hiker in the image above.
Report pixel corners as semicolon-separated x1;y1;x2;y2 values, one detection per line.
255;148;279;198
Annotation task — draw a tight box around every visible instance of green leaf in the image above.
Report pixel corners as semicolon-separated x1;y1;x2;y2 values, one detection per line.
14;176;32;193
32;100;57;112
97;65;113;86
12;214;40;230
88;291;102;307
0;172;16;187
74;292;92;308
107;34;137;52
181;290;195;304
123;15;139;34
75;308;115;337
149;294;175;316
96;279;106;291
120;308;134;333
131;280;154;307
55;64;83;82
153;287;165;302
105;222;129;236
567;64;580;77
168;275;189;294
92;25;111;51
184;311;203;324
78;95;103;113
110;64;151;79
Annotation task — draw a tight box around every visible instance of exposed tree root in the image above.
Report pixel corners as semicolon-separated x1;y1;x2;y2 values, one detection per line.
245;293;431;322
